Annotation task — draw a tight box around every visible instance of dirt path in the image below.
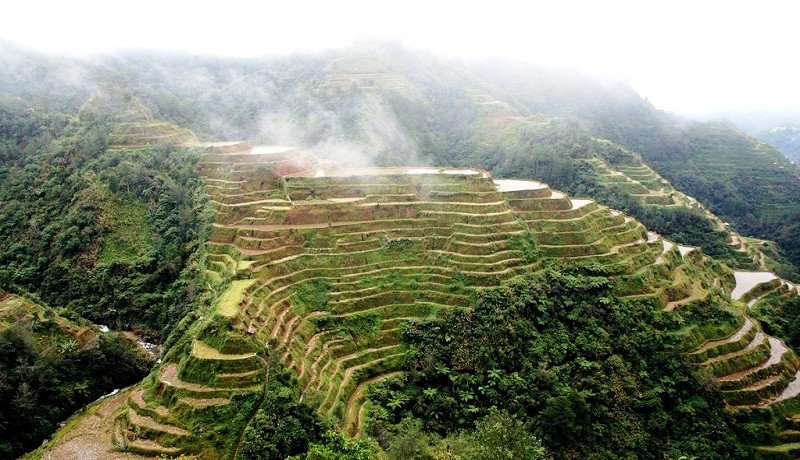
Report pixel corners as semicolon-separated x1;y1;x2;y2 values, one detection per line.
31;388;146;460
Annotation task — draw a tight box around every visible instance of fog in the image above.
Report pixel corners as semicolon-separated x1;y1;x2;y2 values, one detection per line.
257;93;422;168
2;0;799;117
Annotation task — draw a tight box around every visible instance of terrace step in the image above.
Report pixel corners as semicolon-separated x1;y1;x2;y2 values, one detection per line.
129;387;170;421
159;363;261;394
664;282;705;311
127;408;190;437
343;371;403;437
691;317;755;356
718;336;788;383
177;396;230;408
113;418;183;457
774;371;800;404
191;340;257;361
319;349;406;414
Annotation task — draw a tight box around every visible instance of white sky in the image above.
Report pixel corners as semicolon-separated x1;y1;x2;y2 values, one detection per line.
2;0;799;116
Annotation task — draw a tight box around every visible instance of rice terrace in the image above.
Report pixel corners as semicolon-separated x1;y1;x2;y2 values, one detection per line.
19;139;800;459
5;38;800;460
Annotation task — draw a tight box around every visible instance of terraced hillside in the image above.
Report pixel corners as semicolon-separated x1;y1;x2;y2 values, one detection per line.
107;120;194;149
79;85;196;149
321;50;423;99
92;148;545;458
459;84;779;275
719;272;800;459
203;164;544;437
642;122;800;271
30;143;800;459
585;149;770;271
0;292;92;344
501;175;800;456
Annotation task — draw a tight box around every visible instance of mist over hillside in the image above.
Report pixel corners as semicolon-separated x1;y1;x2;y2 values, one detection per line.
6;40;800;459
4;38;800;274
709;110;800;163
4;38;800;276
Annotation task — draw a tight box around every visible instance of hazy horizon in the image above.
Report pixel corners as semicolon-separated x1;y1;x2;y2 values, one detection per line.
3;0;799;118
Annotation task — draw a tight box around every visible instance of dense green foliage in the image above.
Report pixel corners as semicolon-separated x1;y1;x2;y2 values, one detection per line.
366;269;745;459
287;431;380;460
0;310;151;458
237;370;547;460
0;98;204;335
752;296;800;352
238;370;324;460
374;411;545;460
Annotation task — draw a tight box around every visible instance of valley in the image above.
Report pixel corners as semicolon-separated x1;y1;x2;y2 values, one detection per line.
4;42;800;459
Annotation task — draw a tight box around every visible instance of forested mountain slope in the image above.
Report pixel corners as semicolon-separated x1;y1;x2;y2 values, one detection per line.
0;87;203;335
2;41;799;277
4;41;800;459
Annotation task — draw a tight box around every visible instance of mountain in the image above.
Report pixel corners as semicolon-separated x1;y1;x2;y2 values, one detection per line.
0;86;203;335
2;41;799;277
27;143;800;459
4;41;800;458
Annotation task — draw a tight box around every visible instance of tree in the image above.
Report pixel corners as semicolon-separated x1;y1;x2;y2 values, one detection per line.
446;410;546;460
539;391;589;449
287;431;381;460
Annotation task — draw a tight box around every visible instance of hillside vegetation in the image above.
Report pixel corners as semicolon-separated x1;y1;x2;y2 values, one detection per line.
0;88;204;336
4;42;800;459
0;292;151;458
25;144;800;459
2;41;799;273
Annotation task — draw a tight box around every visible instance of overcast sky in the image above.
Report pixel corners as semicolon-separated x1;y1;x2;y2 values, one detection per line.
2;0;798;116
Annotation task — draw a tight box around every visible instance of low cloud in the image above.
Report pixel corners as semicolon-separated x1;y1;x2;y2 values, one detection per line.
258;91;421;168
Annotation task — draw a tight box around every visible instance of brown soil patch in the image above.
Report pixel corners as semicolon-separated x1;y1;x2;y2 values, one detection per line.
32;387;149;460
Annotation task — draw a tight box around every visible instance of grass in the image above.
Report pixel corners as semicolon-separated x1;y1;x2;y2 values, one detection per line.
755;442;800;452
100;192;153;263
215;279;257;317
237;259;256;271
192;339;256;360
